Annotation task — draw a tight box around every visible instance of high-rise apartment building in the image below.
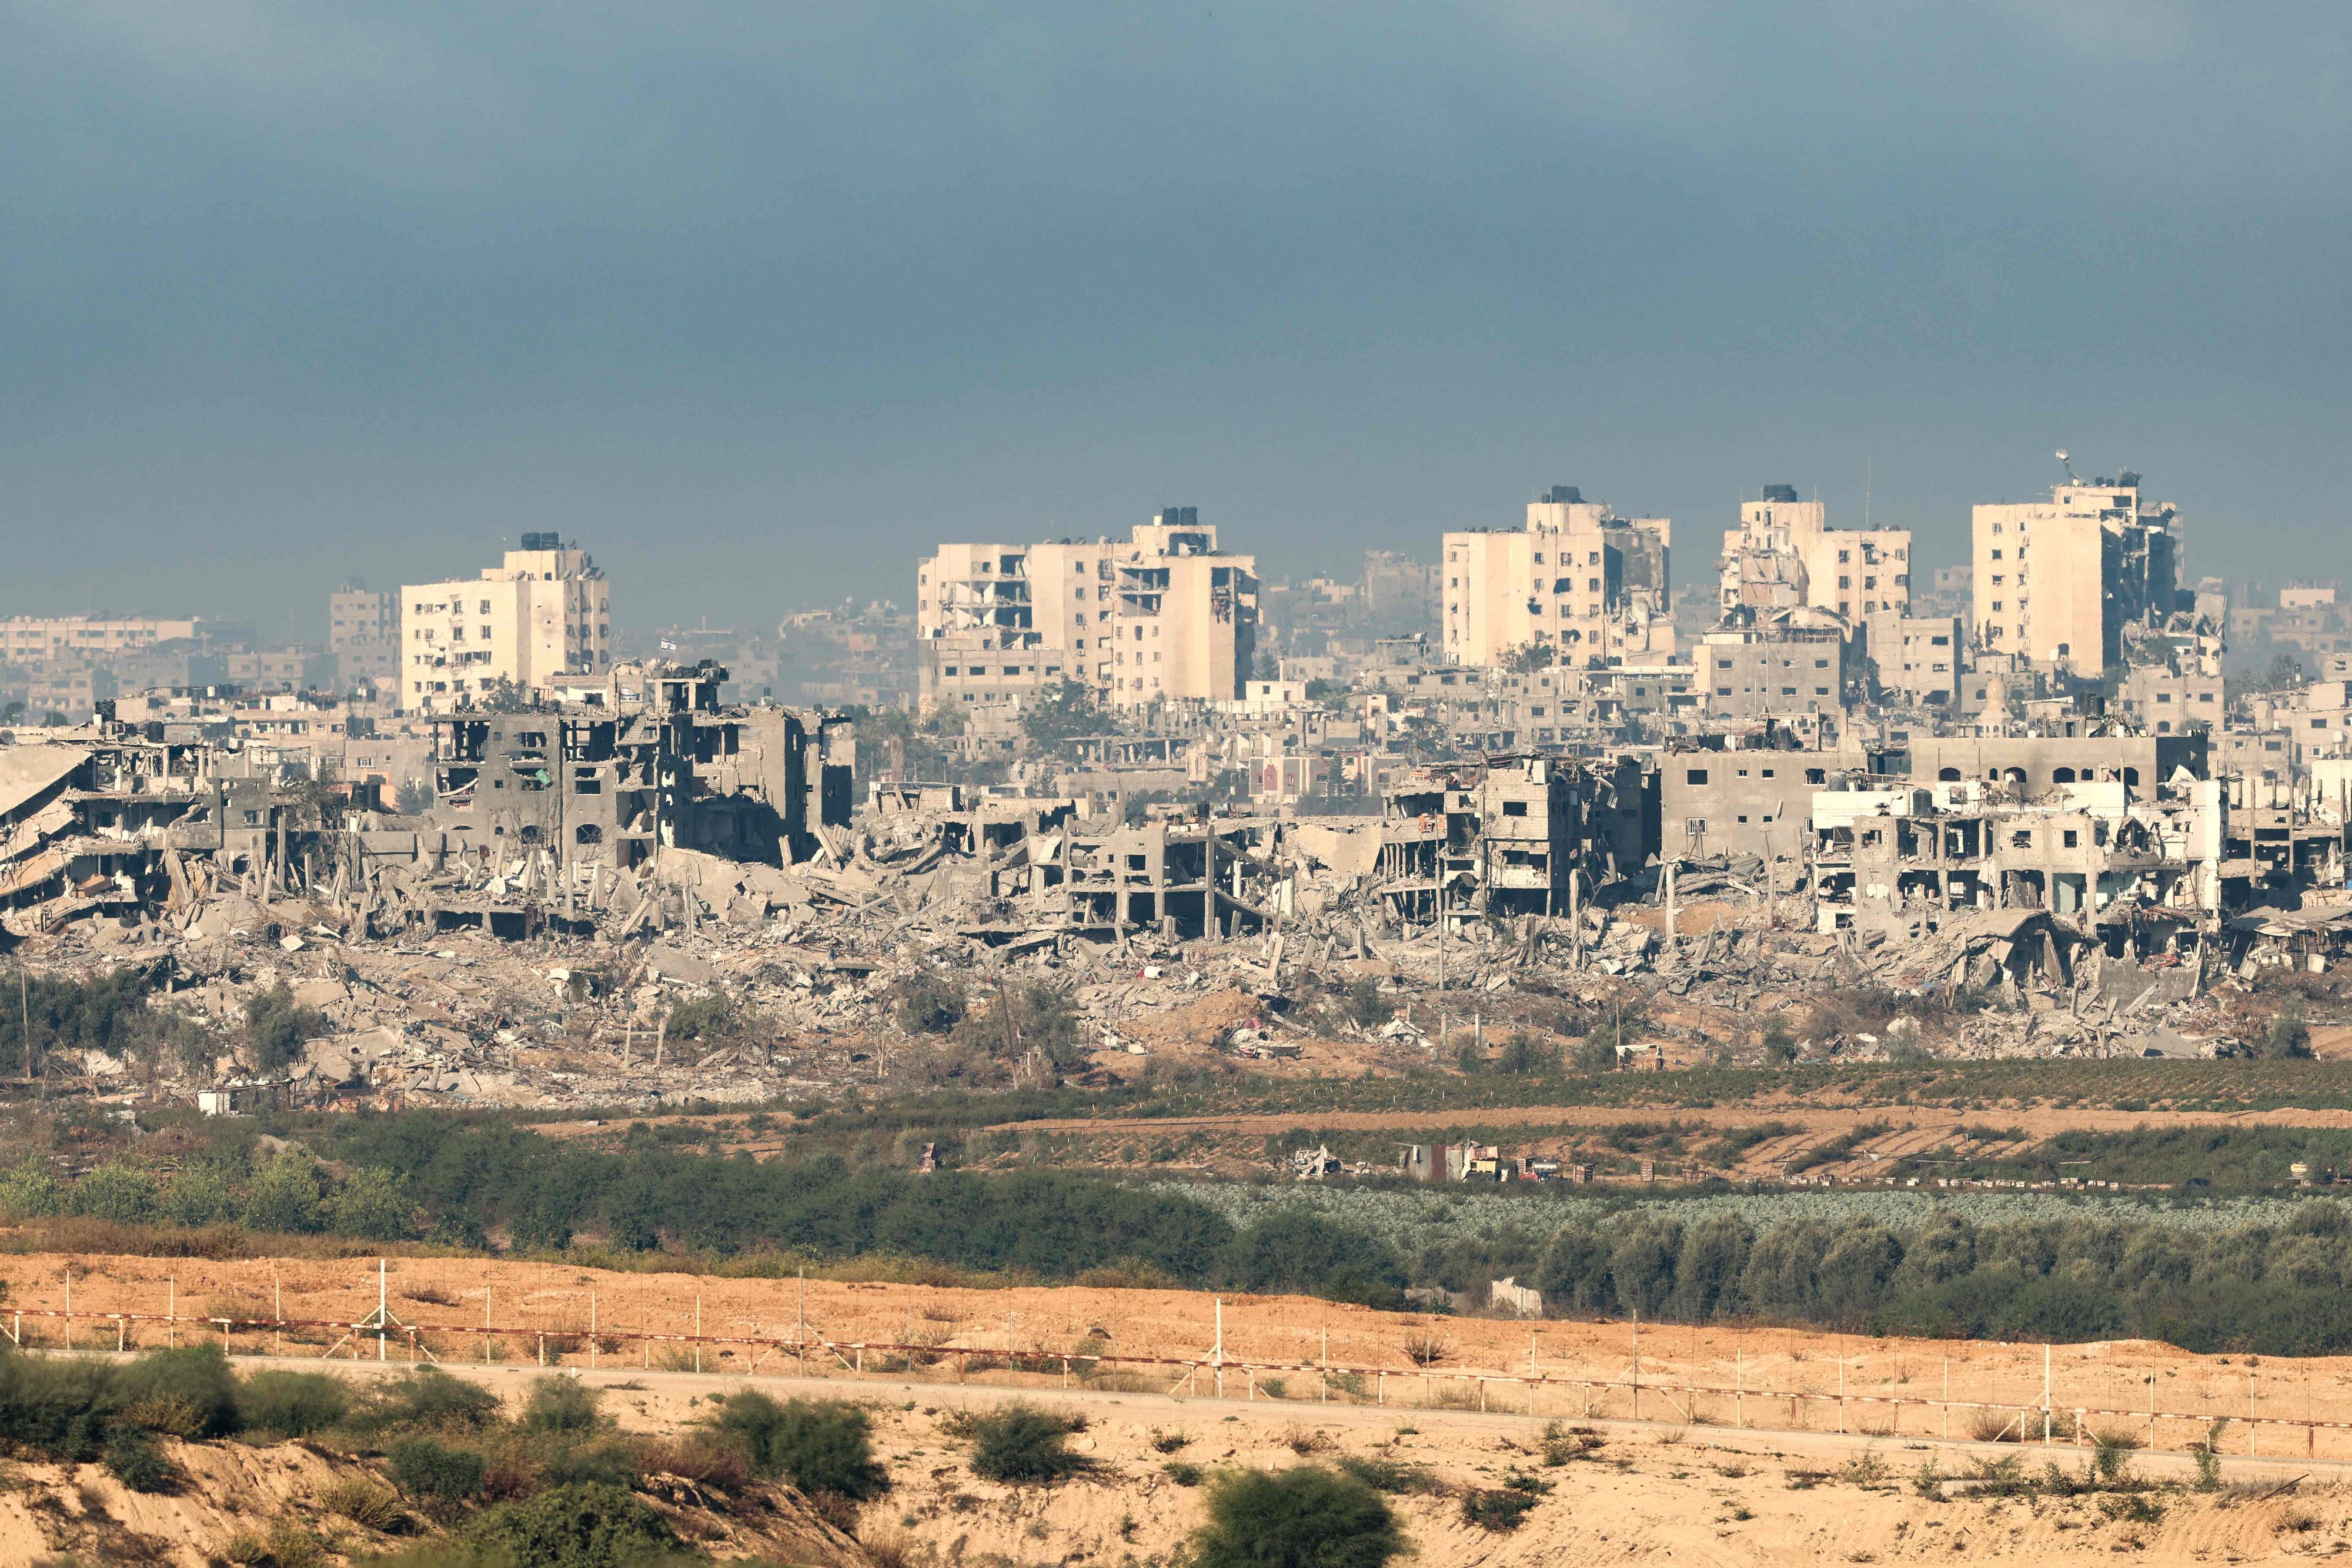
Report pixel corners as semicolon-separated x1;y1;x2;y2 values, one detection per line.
329;581;397;685
1108;510;1259;708
916;509;1259;713
399;534;612;713
1718;486;1912;623
1441;486;1673;667
0;616;198;664
1972;474;2181;677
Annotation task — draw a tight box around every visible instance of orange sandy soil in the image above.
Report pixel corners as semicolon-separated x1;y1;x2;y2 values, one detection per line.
15;1253;2352;1464
7;1341;2351;1566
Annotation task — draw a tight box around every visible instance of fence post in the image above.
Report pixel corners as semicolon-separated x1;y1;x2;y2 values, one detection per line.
694;1296;703;1376
1735;1350;1743;1430
2043;1344;2053;1446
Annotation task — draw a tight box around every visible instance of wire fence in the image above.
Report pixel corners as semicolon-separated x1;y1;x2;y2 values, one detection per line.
11;1263;2348;1466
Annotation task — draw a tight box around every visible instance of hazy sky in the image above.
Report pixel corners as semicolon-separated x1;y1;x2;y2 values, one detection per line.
3;4;2347;640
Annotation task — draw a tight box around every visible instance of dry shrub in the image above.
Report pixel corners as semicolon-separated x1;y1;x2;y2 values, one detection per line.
403;1284;459;1308
1279;1425;1334;1456
1425;1382;1482;1411
318;1476;406;1533
1401;1329;1452;1367
634;1435;752;1493
1969;1409;2024;1443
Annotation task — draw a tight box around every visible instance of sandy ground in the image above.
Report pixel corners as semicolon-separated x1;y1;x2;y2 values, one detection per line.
8;1350;2349;1567
16;1253;2352;1467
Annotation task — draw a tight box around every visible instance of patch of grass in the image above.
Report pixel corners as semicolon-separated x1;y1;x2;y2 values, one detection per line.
318;1476;406;1533
1335;1453;1445;1495
1149;1427;1191;1453
1162;1460;1205;1486
1538;1422;1603;1465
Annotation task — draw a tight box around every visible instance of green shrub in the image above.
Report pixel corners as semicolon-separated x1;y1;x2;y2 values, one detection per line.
243;1148;330;1234
456;1482;674;1568
160;1167;242;1227
0;1158;63;1220
712;1392;887;1500
521;1375;604;1435
1162;1460;1205;1486
1191;1466;1406;1568
238;1369;350;1437
103;1428;179;1493
956;1402;1090;1485
0;1345;238;1460
355;1368;503;1433
533;1436;644;1493
116;1346;239;1439
388;1436;487;1505
68;1162;159;1225
326;1166;418;1241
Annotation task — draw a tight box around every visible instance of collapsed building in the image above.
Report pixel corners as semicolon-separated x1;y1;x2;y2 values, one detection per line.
1;664;853;946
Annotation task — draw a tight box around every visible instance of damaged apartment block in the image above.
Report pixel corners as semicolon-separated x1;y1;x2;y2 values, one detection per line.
1376;754;1655;924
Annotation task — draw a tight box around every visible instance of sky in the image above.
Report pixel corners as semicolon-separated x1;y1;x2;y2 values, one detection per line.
1;3;2347;640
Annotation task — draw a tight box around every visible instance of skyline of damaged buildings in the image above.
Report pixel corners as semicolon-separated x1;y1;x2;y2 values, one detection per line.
9;465;2352;994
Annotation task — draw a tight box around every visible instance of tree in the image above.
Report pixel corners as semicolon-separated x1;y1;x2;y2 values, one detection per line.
2259;651;2306;692
476;675;532;713
2265;999;2313;1059
326;1166;418;1241
67;1162;158;1225
243;982;326;1074
1191;1466;1406;1568
243;1149;329;1234
285;757;347;831
393;778;435;815
1499;641;1553;674
1020;678;1103;747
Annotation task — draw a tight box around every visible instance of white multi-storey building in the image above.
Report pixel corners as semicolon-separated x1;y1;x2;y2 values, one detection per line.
399;534;612;713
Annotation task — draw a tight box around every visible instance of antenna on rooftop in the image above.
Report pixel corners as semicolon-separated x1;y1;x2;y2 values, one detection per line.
2055;449;2079;484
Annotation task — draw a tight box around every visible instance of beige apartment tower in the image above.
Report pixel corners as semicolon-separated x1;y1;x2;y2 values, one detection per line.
916;509;1258;713
1442;486;1673;667
400;534;613;713
1972;473;2181;677
1718;486;1912;622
